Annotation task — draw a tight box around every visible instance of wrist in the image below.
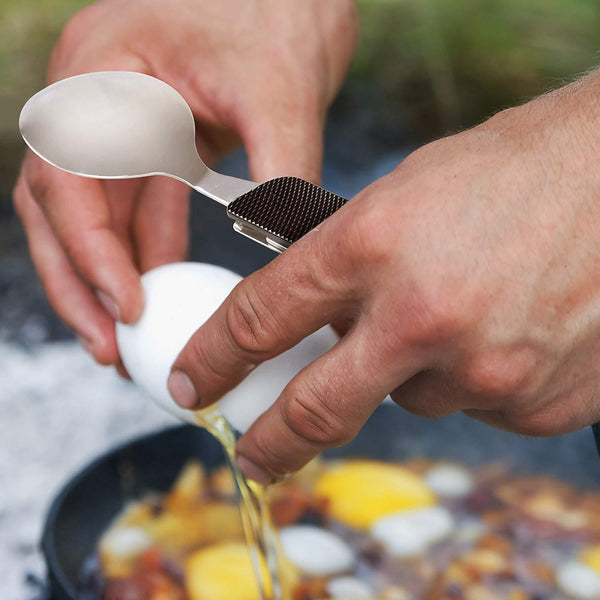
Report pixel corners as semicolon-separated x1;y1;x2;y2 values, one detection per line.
482;70;600;179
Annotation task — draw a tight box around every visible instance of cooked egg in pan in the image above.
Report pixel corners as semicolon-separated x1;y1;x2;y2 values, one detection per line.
557;546;600;600
314;460;437;529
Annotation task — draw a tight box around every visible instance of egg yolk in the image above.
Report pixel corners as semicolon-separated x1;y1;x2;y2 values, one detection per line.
580;545;600;574
314;460;436;529
185;542;271;600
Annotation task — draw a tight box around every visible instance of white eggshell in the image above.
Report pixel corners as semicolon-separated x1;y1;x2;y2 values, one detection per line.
556;561;600;600
424;464;474;499
116;263;338;432
100;526;153;559
279;525;355;576
327;576;374;599
370;506;454;558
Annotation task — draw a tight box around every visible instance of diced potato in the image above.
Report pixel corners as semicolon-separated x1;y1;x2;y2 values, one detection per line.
144;501;244;556
99;526;153;578
444;563;472;586
380;585;411;600
103;568;185;600
464;585;497;600
199;502;245;543
210;466;237;498
112;501;156;529
462;549;509;576
145;507;208;556
165;461;206;511
476;533;512;557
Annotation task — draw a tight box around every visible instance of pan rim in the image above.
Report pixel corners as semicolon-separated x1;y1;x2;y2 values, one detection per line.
41;423;190;600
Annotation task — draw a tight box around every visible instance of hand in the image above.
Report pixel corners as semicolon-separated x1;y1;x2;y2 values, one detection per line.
13;0;358;367
170;72;600;483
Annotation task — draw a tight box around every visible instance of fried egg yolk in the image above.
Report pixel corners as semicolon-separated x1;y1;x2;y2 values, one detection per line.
185;542;271;600
314;460;436;529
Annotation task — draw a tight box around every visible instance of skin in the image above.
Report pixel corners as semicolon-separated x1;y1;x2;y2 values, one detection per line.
13;0;358;371
14;1;600;485
171;74;600;483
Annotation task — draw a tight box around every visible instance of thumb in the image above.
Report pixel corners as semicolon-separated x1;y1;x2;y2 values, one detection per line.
240;101;325;185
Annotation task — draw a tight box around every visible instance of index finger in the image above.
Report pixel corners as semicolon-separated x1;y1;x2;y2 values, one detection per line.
168;231;356;410
24;152;143;323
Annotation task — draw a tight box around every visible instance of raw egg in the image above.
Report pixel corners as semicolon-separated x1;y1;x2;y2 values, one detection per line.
116;263;338;432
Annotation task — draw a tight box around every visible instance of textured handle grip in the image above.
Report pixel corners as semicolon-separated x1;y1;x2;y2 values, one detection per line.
226;176;347;250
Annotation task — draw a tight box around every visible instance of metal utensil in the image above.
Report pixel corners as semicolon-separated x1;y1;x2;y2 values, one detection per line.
19;71;347;253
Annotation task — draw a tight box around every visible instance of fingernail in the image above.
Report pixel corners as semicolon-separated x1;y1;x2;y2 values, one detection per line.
168;370;198;408
77;335;94;355
237;455;274;485
96;290;120;322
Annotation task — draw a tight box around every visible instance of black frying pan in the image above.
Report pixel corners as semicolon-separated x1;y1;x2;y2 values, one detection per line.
41;406;600;600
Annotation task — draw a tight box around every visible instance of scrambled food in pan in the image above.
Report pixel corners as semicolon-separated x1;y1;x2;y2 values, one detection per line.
97;458;600;600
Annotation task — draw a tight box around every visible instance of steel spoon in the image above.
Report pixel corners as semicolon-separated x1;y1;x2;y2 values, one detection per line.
19;71;347;252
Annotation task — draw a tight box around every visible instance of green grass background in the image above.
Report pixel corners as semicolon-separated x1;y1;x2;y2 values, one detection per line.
1;0;600;192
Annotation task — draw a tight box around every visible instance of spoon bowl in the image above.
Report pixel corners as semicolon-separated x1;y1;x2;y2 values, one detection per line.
19;71;256;205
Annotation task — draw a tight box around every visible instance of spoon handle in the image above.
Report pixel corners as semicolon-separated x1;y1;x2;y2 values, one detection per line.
227;177;348;253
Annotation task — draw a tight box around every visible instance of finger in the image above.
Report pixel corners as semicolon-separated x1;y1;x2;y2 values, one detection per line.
132;175;190;273
168;233;356;409
235;325;421;483
115;359;132;381
104;179;142;260
13;173;119;364
239;98;325;184
24;153;143;323
390;369;472;419
194;121;241;168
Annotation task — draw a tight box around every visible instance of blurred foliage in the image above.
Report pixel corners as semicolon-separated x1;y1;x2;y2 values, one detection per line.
1;0;600;188
0;0;85;134
0;0;86;193
355;0;600;137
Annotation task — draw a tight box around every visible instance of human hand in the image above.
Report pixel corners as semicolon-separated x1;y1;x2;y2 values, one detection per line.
13;0;357;367
169;72;600;483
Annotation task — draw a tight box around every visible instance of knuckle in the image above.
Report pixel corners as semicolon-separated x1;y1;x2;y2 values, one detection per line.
343;197;390;269
502;408;568;438
393;395;450;419
249;437;291;477
26;164;51;205
281;383;351;448
182;334;229;390
417;292;467;344
225;285;277;357
62;235;90;269
397;285;469;352
462;349;536;398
